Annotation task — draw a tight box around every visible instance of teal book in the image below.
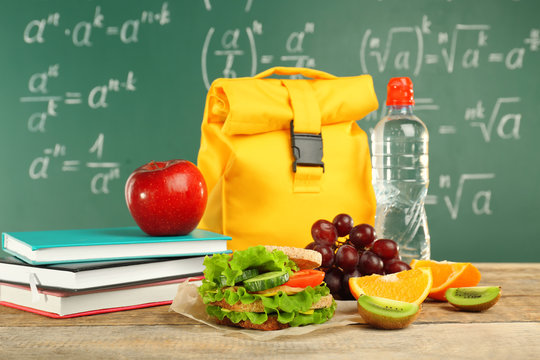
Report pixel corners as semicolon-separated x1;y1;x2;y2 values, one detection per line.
1;227;231;265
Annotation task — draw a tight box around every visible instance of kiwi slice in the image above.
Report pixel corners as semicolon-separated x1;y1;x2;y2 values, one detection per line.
445;286;501;312
357;295;420;330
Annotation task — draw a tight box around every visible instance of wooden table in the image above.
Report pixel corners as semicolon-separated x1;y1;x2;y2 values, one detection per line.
1;263;538;359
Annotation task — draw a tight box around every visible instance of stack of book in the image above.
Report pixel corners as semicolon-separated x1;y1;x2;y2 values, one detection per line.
0;226;230;318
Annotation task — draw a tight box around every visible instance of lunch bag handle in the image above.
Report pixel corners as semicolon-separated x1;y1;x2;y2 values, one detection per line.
254;66;337;80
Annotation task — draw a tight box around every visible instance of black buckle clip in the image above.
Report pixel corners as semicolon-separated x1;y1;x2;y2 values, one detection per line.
290;120;324;173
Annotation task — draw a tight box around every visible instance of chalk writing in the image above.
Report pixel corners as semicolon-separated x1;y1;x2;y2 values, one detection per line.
29;134;120;194
360;16;534;75
280;22;317;71
364;97;439;127
20;65;136;121
201;21;260;89
360;25;424;76
466;97;521;142
23;2;170;46
439;173;496;220
524;29;540;51
203;0;253;13
18;0;155;195
88;71;136;109
202;20;320;88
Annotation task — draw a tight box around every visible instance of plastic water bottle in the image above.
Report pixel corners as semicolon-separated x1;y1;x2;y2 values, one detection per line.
371;77;430;263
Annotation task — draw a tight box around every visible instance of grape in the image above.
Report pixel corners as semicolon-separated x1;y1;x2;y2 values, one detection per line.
311;219;338;246
335;244;359;273
384;259;411;274
358;251;384;275
349;224;376;250
341;268;362;300
324;268;343;296
308;215;407;293
371;239;399;260
332;213;354;237
313;244;335;268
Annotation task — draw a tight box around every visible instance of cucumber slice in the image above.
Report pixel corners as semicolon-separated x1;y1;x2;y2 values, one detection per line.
235;268;260;283
218;269;260;287
242;271;289;292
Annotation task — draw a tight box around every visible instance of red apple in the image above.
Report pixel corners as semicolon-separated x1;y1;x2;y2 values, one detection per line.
125;160;208;236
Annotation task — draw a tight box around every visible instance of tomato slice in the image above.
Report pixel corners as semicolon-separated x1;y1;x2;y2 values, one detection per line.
283;269;325;289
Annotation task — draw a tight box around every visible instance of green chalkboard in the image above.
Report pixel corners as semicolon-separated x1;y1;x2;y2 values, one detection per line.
1;0;539;262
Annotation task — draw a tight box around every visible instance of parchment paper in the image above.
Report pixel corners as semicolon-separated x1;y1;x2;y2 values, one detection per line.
169;281;364;340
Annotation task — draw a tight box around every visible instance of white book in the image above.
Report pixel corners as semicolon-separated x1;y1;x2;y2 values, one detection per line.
0;252;206;291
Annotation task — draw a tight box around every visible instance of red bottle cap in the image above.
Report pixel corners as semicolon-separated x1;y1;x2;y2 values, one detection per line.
386;77;414;106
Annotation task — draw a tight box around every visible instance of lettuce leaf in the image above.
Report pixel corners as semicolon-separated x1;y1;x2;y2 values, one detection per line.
206;305;270;324
201;285;334;326
198;245;297;292
201;284;329;310
207;301;337;327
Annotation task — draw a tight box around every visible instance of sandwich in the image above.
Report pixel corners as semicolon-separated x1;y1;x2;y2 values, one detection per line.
198;245;336;330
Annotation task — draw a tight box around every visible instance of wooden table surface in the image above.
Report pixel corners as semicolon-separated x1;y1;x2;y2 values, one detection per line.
1;263;539;359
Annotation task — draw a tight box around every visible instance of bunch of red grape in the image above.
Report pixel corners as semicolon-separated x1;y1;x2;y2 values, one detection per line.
306;213;411;300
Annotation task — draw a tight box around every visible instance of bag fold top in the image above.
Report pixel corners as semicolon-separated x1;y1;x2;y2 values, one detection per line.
206;67;379;136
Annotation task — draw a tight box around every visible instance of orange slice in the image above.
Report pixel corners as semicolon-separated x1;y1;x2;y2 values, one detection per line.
348;268;433;305
410;259;481;301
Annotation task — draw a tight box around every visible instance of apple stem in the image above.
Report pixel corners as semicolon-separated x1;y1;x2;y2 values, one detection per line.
150;160;159;170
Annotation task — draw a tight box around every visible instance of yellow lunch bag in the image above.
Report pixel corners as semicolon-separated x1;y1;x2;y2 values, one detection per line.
197;67;379;251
